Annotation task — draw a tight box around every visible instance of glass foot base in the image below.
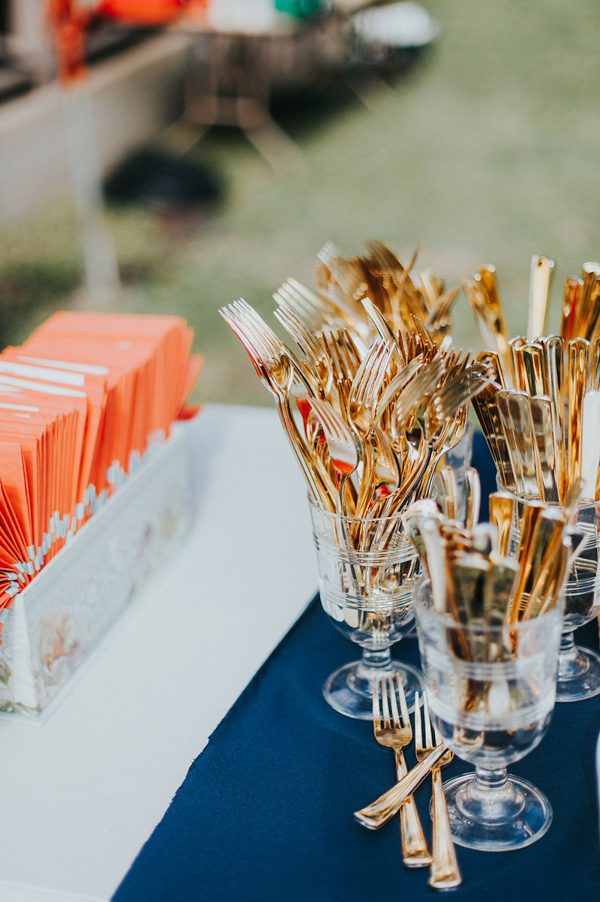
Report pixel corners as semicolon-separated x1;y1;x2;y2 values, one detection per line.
322;659;423;720
556;645;600;703
442;773;552;851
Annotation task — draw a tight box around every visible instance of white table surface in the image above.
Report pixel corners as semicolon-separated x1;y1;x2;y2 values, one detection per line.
0;404;317;902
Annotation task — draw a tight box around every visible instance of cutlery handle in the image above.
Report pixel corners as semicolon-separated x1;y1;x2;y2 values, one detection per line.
428;768;462;890
276;400;332;511
354;745;447;830
394;750;432;868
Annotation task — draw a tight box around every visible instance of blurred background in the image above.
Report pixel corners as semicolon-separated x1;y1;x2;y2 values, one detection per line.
1;0;599;405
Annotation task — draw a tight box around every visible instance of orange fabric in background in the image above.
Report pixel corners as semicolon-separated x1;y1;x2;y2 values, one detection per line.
47;0;209;83
98;0;194;23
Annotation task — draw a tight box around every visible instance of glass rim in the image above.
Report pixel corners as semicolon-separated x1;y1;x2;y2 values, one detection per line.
307;495;409;527
496;486;600;514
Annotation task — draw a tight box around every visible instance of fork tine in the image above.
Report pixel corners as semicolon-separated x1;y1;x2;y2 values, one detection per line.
352;340;391;405
357;351;386;407
288;277;320;305
365;343;394;403
275;304;325;365
388;676;401;729
231;305;271;362
236;300;279;354
350;340;381;401
372;678;382;730
338;332;360;378
380;677;391;729
286;293;323;330
318;241;340;266
395;674;410;729
238;301;282;358
422;693;434;749
286;279;335;322
220;305;263;363
311;398;342;441
328;407;351;444
434;373;487;419
395;357;445;427
414;690;423;753
375;356;422;422
322;331;341;378
329;336;347;383
362;297;396;343
229;301;267;348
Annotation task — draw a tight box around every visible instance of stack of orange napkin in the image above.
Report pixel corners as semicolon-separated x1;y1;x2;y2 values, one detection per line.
0;311;201;608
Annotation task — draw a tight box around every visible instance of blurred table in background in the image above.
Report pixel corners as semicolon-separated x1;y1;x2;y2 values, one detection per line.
172;1;351;170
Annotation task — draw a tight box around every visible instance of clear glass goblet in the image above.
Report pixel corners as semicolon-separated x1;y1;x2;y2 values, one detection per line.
309;499;423;720
506;494;600;702
556;501;600;701
415;580;562;851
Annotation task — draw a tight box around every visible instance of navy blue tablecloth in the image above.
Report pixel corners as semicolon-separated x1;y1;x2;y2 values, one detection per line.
114;435;600;902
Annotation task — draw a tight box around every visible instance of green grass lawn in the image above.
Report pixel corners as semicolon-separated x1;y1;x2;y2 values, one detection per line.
2;0;600;405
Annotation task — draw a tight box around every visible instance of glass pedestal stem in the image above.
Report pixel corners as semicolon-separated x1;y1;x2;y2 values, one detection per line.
558;630;580;679
360;647;393;674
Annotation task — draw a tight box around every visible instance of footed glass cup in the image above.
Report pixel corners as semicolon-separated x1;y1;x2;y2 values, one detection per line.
505;494;600;702
556;502;600;701
415;581;562;851
309;500;423;720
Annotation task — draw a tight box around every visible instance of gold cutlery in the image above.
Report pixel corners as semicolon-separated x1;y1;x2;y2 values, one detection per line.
354;743;448;831
502;391;539;498
566;338;588;494
495;390;526;495
426;288;460;336
438;467;459;522
307;396;360;515
464;467;481;529
561;277;583;340
415;692;462;891
488;491;515;557
464;266;514;386
517;342;547;396
373;678;432;868
274;303;333;398
472;382;516;492
465;257;600;505
220;301;336;511
321;328;359;414
528;395;560;503
223;245;502;566
579;263;600;341
361;296;398;345
527;255;555;341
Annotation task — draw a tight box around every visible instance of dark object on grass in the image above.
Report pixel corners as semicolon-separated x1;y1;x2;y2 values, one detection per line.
104;148;224;213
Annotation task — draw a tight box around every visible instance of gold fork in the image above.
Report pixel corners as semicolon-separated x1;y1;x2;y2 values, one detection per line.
308;396;360;515
274;303;333;398
373;677;432;868
219;301;335;510
348;339;396;435
415;691;462;891
348;340;398;520
321;328;358;414
380;367;486;534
